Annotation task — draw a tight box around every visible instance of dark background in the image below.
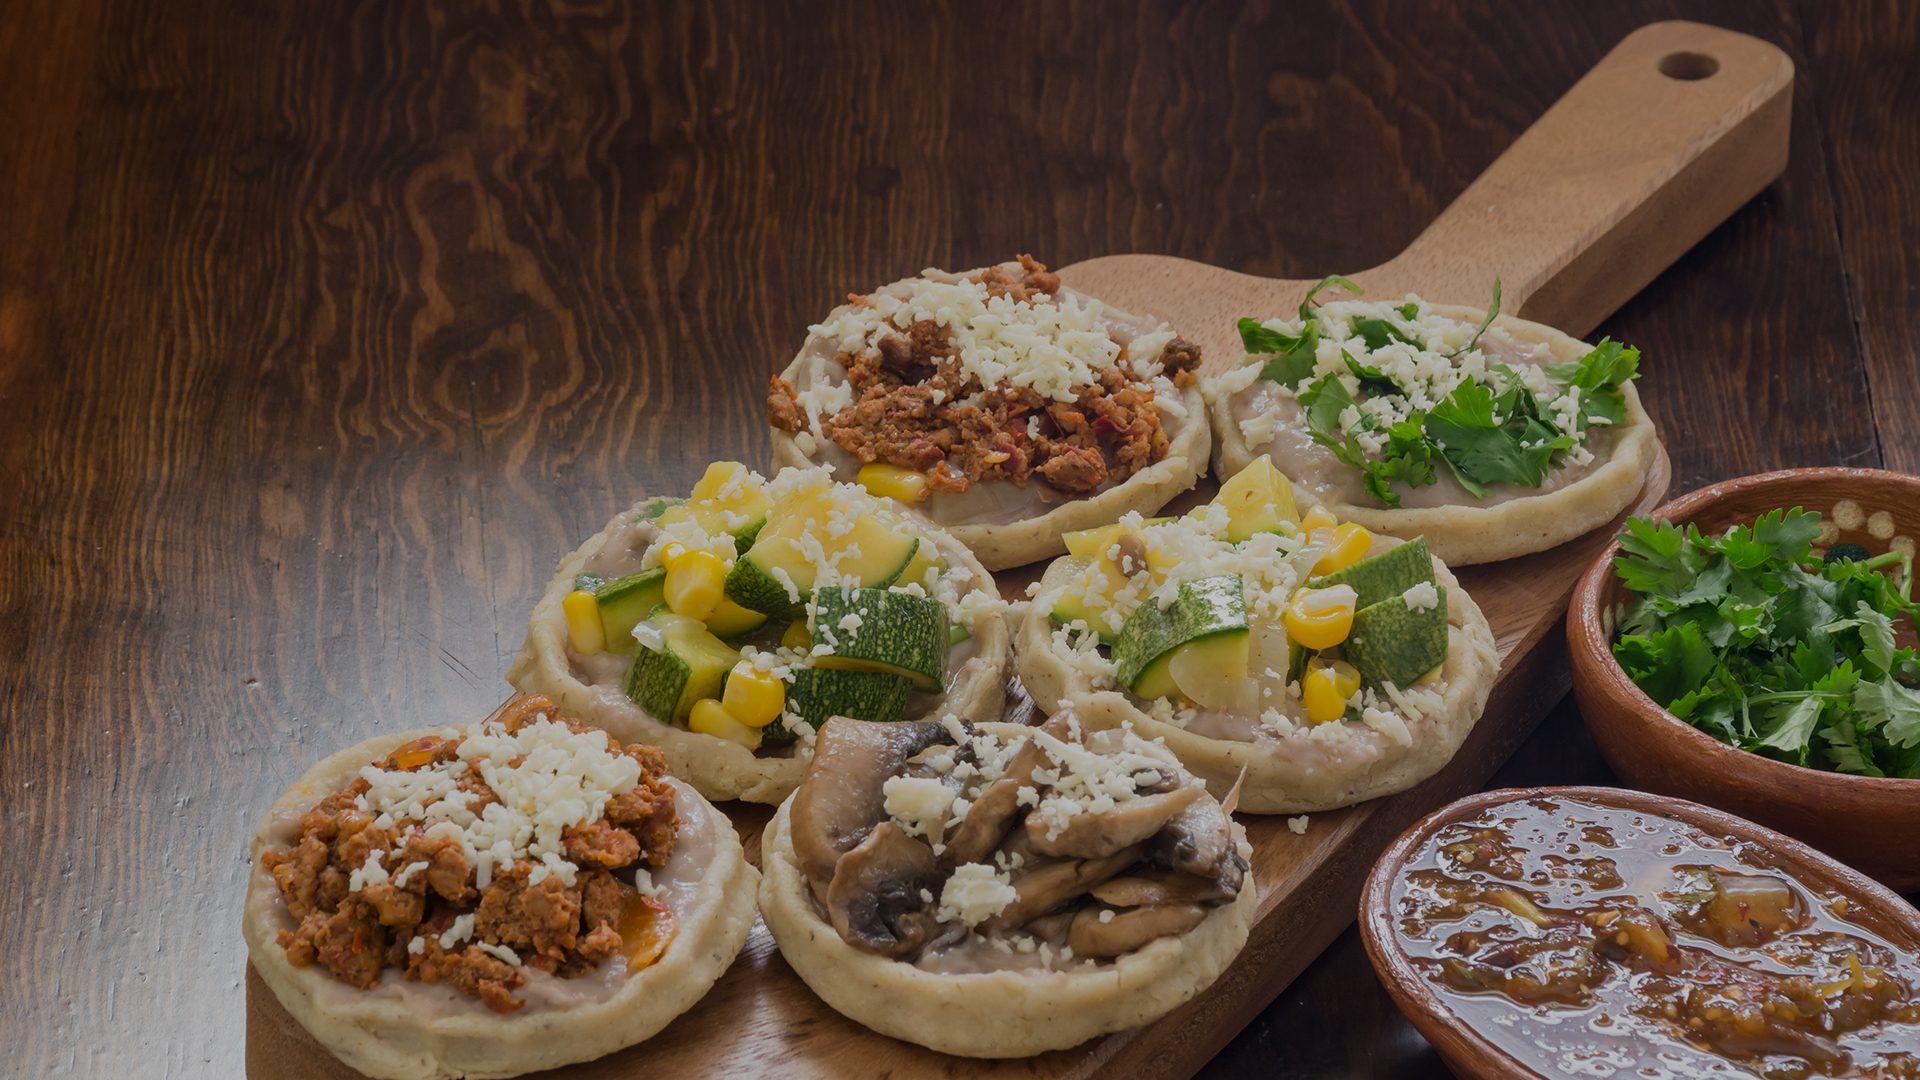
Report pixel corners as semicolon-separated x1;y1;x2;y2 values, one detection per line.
2;1;1915;1076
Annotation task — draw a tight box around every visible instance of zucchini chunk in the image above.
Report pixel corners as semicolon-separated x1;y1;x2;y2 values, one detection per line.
1309;535;1434;609
809;586;950;691
1113;574;1249;698
724;488;918;615
1344;585;1448;689
595;569;668;654
623;613;740;723
785;667;913;727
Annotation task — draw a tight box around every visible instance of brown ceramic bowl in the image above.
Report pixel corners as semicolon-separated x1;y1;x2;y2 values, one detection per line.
1360;785;1920;1080
1567;467;1920;891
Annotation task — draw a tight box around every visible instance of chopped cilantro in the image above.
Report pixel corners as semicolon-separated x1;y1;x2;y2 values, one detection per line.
1243;275;1362;390
1234;278;1640;507
1611;509;1920;777
1351;316;1420;352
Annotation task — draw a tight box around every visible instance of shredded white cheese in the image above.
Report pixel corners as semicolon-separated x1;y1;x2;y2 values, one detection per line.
438;913;476;950
1401;581;1440;612
475;942;523;967
883;775;957;842
935;863;1018;926
803;268;1169;408
354;713;642;893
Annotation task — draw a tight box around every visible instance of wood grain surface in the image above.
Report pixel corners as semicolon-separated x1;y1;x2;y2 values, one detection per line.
2;2;1916;1078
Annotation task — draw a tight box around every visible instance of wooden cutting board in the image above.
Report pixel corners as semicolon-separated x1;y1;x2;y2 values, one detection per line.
247;20;1787;1080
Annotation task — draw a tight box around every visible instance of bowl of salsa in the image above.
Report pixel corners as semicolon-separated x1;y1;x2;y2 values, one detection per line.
1361;786;1920;1079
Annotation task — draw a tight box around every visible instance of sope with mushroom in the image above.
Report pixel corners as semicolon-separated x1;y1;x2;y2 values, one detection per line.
757;699;1259;1058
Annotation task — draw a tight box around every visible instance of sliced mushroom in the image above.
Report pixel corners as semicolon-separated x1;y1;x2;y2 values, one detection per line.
791;718;948;889
1148;794;1234;879
1089;867;1240;908
1067;903;1209;958
1025;910;1075;942
985;844;1143;932
1024;786;1202;860
941;737;1044;866
825;821;941;958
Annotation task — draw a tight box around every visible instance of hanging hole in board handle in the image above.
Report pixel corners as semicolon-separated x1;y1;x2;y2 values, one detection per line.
1658;51;1720;80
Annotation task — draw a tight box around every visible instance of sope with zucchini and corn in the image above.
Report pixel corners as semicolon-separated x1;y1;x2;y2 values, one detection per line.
1017;456;1499;814
508;463;1011;806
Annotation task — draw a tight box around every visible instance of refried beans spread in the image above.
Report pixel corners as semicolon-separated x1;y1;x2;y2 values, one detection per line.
768;256;1201;497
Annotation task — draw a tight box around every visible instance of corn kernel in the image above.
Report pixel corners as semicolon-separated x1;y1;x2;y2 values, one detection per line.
657;540;691;567
781;621;813;650
1284;585;1358;650
856;462;931;503
1300;505;1339;532
563;589;607;655
704;597;767;638
1311;522;1372;576
688;698;762;750
664;550;727;621
722;662;787;728
1301;658;1361;724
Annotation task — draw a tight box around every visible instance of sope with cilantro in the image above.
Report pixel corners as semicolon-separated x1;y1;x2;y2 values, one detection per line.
1611;507;1920;778
1206;277;1663;565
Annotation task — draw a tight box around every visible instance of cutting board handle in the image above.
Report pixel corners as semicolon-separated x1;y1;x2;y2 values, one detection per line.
1366;20;1793;337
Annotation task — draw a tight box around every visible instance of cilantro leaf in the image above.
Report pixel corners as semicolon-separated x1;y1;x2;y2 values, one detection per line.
1425;380;1558;489
1756;695;1826;761
1298;274;1362;321
1447;278;1501;357
1298;373;1359;435
1614;621;1717;704
1752;507;1822;565
1545;339;1639;430
1344;352;1403;396
1851;601;1898;676
1546;339;1641;390
1359;416;1434;505
1613;518;1708;597
1395;301;1420;320
1855;677;1920;748
1240;317;1321;389
1351;316;1420;352
1820;718;1885;776
1237;317;1298;355
1248;274;1362;388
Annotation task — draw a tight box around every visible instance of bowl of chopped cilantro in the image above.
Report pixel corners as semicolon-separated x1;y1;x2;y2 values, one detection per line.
1568;467;1920;890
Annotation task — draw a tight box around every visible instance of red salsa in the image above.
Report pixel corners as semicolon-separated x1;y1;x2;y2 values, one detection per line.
1392;795;1920;1078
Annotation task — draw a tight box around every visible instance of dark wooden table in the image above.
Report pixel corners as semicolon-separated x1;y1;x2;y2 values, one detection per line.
4;2;1915;1076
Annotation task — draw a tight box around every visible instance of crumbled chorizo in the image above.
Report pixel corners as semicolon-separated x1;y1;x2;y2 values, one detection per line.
261;702;677;1012
767;257;1199;496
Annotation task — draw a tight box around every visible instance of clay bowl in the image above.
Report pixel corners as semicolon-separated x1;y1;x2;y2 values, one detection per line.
1360;785;1920;1080
1567;467;1920;891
